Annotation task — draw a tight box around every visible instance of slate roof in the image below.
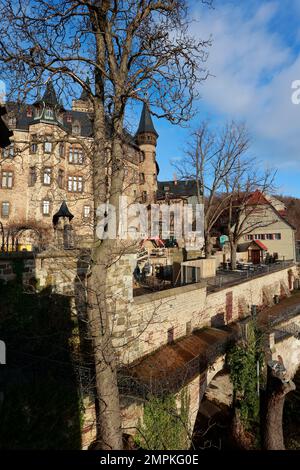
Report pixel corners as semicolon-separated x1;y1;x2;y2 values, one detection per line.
136;102;158;137
6;102;94;138
42;81;60;107
157;180;199;199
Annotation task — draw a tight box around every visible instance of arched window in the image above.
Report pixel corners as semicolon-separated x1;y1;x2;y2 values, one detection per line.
44;107;54;119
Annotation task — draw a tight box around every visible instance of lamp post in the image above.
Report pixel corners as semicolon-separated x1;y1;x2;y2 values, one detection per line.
53;201;74;249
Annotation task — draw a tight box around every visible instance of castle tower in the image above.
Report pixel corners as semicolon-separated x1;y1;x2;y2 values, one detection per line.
32;80;65;125
72;77;93;113
136;102;159;204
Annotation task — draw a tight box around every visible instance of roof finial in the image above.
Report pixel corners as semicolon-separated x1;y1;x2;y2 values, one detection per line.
80;75;91;101
42;80;59;106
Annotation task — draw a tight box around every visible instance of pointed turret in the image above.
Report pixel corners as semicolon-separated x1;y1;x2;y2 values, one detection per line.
42;81;59;106
136;102;158;138
72;76;93;112
32;80;64;124
80;76;90;101
53;201;74;226
136;102;159;204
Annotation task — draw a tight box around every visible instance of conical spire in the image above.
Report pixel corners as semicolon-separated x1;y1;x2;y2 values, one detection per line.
80;76;90;101
136;102;158;137
53;201;74;226
42;80;59;106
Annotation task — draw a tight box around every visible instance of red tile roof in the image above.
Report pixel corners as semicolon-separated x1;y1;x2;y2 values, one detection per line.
253;240;268;251
246;189;269;206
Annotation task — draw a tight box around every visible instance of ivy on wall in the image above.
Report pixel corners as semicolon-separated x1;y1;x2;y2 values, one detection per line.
135;391;190;450
227;321;263;428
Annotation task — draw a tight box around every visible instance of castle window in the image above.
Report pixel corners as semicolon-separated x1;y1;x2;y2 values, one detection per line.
59;142;65;158
43;167;52;185
68;175;83;193
30;134;38;154
57;169;64;189
44;107;54;120
139;172;145;184
8;116;16;128
2;143;15;158
44;140;52;153
69;145;84;164
153;173;156;183
29;167;37;187
42;199;50;216
1;171;13;189
66;113;72;123
27;107;33;118
139;152;145;163
1;202;10;217
142;191;147;202
83;205;91;219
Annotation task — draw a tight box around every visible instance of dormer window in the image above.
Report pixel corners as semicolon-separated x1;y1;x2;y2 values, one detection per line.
34;106;41;118
44;107;54;120
8;115;16;128
2;143;15;158
72;121;81;135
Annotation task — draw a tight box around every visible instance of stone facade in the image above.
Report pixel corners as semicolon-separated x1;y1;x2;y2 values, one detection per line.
0;85;158;250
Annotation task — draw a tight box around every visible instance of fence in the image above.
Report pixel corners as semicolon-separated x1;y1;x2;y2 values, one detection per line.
206;260;295;293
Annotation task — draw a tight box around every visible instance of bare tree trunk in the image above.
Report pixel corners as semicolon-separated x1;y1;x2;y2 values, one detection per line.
86;80;123;448
262;366;295;450
87;246;123;450
231;409;255;450
204;232;213;258
230;242;238;270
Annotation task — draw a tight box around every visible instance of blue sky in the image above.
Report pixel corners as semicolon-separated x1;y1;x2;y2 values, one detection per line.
132;0;300;196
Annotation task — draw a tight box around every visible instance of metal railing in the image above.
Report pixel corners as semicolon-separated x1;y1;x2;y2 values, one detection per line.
206;260;295;292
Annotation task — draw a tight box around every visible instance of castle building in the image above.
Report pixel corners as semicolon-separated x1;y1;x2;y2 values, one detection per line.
0;82;159;250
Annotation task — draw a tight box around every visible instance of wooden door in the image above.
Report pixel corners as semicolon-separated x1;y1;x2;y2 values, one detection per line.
251;250;261;265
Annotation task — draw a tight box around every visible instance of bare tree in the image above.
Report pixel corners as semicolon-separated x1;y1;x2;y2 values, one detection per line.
224;166;276;270
175;121;249;258
0;0;211;449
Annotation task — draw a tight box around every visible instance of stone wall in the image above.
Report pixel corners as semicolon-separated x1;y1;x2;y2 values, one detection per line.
1;250;298;447
115;265;297;364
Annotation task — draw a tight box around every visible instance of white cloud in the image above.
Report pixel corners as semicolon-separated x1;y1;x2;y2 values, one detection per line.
189;0;300;168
